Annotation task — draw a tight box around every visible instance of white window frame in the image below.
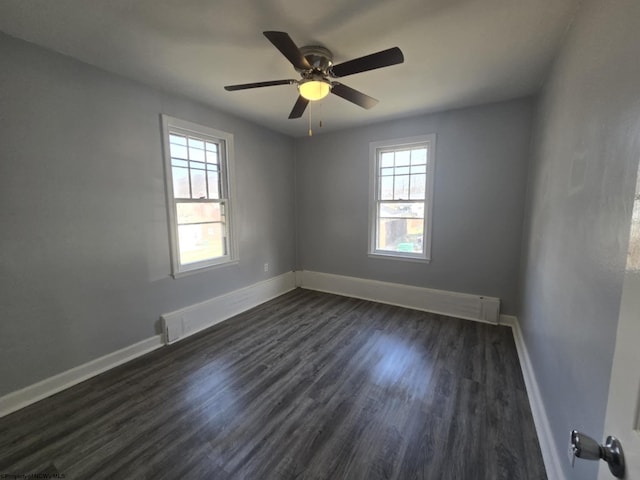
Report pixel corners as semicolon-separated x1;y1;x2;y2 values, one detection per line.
161;115;238;278
368;134;436;262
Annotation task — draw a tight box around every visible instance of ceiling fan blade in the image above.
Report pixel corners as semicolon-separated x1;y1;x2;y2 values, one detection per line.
331;83;379;109
288;96;309;119
263;31;312;71
331;47;404;78
224;79;295;91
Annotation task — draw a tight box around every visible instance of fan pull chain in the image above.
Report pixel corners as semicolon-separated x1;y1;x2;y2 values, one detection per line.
307;102;324;136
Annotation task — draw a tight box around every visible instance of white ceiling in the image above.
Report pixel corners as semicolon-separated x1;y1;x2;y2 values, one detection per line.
0;0;580;137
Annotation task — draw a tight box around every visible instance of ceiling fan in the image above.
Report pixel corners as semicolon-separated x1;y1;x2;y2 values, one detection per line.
224;31;404;119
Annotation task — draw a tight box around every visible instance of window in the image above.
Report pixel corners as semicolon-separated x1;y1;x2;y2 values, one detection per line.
161;115;237;276
369;134;436;262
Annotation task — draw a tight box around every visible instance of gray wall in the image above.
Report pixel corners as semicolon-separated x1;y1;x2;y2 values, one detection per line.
518;0;640;478
0;33;296;396
295;99;534;314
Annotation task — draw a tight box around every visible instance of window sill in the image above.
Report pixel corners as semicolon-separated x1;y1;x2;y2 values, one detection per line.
171;259;239;279
368;252;431;264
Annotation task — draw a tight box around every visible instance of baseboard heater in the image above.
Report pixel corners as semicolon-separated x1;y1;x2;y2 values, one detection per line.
296;270;501;324
162;272;297;344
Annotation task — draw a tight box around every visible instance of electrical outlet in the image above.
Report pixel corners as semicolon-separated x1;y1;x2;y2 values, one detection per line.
264;263;269;272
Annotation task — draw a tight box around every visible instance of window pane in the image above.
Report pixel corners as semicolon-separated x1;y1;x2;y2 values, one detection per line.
380;152;394;167
170;134;187;146
206;150;218;164
208;171;220;199
189;146;205;162
178;223;226;265
171;159;188;168
411;148;427;165
176;202;222;224
394;175;410;199
188;138;204;150
377;217;424;254
169;143;188;160
172;167;190;198
191;169;207;198
380;167;394;176
410;174;426;200
380;176;393;200
395;166;410;175
410;164;426;174
206;141;218;152
395;150;410;166
379;202;425;218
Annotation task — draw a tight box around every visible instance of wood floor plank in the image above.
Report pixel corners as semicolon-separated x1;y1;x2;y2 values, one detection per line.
0;289;546;479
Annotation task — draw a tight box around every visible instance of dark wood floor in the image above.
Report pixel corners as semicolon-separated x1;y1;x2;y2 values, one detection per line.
0;288;546;479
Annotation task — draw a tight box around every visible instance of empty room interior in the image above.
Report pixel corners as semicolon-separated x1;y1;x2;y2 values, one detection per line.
1;0;639;479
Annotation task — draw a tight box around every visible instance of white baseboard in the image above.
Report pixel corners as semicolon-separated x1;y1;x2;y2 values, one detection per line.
0;271;297;418
501;314;566;480
0;335;163;418
296;270;500;324
162;271;297;343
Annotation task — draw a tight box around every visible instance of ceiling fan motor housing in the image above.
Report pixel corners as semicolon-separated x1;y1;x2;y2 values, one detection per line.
297;46;333;78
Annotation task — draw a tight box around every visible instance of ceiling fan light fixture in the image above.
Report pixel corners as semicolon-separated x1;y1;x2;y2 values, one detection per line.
299;79;330;101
